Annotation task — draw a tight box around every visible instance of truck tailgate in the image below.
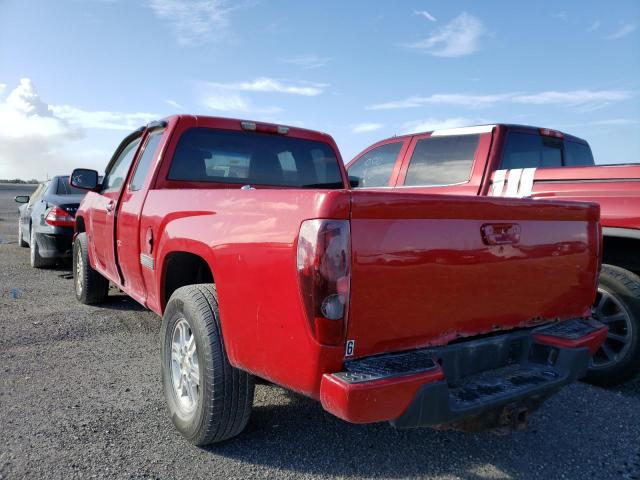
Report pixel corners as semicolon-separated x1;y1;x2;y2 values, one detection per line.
347;191;600;358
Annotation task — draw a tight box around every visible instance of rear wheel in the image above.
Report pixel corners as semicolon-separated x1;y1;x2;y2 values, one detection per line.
18;221;28;247
73;233;109;304
584;265;640;386
161;284;254;445
30;228;53;268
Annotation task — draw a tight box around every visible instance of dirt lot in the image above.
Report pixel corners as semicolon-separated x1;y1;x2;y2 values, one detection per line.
0;184;639;480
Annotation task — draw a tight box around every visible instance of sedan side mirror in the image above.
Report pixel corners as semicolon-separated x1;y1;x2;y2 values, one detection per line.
70;168;99;190
14;195;29;204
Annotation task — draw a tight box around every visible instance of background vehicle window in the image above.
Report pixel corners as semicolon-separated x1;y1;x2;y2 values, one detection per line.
167;128;343;188
347;142;402;188
564;140;595;166
130;129;165;191
55;176;85;195
102;138;141;193
404;135;479;186
501;133;562;169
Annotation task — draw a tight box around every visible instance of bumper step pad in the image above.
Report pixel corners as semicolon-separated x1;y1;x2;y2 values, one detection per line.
334;350;437;384
449;364;556;408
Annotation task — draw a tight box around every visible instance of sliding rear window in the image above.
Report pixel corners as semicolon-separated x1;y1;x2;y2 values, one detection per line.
167;128;344;188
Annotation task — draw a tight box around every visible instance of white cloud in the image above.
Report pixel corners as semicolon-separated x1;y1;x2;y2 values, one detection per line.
406;12;486;57
0;79;83;179
552;12;568;22
593;118;639;126
204;77;327;96
414;10;437;22
603;24;637;40
51;106;158;131
587;20;600;32
0;84;6;96
0;78;162;179
280;54;331;70
148;0;231;46
369;93;511;110
401;118;471;135
202;94;281;114
350;122;384;133
369;89;632;111
165;99;182;109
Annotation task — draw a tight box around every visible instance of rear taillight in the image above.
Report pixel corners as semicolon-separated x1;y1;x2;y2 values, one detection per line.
45;206;75;227
296;219;350;345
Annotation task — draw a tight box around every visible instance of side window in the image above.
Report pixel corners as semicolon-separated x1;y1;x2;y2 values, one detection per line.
564;140;595;166
348;142;403;188
102;137;142;193
130;129;165;191
501;132;562;169
404;135;479;186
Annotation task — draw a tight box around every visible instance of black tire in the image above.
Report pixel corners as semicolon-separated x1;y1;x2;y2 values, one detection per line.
584;264;640;386
161;284;254;445
18;221;28;247
30;227;54;268
73;233;109;304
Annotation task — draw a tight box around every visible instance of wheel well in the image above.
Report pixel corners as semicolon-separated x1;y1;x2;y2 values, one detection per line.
162;251;214;308
75;216;85;234
603;235;640;276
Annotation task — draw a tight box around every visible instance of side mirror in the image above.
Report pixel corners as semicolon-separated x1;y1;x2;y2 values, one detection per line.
348;175;360;188
70;168;99;190
14;195;29;204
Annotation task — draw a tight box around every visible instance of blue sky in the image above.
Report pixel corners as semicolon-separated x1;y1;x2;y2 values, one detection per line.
0;0;638;179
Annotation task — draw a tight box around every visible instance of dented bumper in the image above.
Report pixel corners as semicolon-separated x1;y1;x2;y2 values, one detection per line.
320;318;607;430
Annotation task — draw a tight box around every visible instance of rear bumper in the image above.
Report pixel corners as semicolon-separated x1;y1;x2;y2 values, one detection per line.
320;318;607;429
35;230;74;258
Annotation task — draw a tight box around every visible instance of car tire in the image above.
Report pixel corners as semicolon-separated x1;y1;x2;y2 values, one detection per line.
584;264;640;386
18;221;28;247
161;284;254;445
30;228;53;268
73;232;109;304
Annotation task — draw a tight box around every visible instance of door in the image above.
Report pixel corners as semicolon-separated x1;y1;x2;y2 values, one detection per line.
89;136;142;283
116;127;166;303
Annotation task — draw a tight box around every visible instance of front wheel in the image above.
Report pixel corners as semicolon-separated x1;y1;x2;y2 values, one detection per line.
584;264;640;386
161;284;254;445
73;233;109;304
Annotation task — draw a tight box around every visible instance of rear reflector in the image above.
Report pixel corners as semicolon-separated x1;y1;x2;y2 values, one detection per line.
297;219;350;345
539;128;564;139
241;121;289;135
45;206;75;227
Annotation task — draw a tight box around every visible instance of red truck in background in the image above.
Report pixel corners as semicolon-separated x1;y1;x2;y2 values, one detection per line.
70;115;605;445
347;124;639;385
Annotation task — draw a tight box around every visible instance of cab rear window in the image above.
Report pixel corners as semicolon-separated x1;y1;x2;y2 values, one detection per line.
501;132;594;169
167;128;344;188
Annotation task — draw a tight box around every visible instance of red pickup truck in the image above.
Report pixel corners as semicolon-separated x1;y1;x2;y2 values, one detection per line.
70;115;605;445
347;124;639;386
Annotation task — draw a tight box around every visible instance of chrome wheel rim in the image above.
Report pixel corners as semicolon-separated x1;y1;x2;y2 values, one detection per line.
75;248;83;296
590;287;634;369
170;319;200;415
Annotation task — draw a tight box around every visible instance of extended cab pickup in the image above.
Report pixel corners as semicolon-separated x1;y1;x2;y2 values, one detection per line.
71;116;605;445
348;124;639;385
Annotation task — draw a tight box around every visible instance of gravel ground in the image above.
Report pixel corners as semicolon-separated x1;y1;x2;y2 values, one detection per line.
0;185;639;480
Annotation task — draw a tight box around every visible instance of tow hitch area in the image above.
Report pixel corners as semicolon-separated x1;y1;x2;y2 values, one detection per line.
320;318;607;432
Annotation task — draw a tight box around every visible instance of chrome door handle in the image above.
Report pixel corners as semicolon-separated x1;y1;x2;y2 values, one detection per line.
106;201;115;212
